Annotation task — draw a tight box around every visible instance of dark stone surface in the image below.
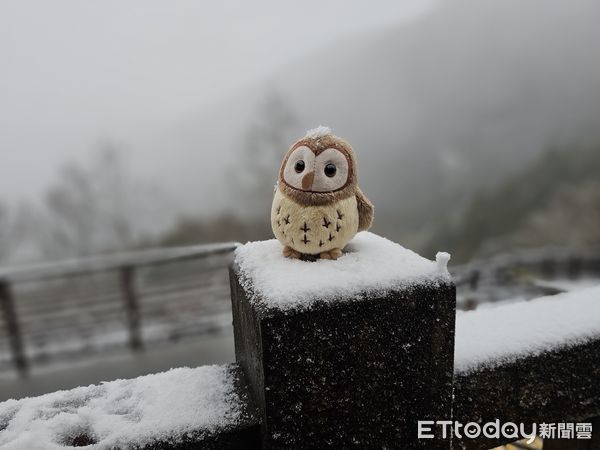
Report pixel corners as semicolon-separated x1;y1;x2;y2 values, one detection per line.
453;338;600;449
136;425;261;450
230;265;456;448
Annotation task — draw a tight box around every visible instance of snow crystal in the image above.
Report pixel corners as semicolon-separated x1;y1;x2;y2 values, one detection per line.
304;125;332;139
234;231;451;311
455;285;600;374
0;365;246;449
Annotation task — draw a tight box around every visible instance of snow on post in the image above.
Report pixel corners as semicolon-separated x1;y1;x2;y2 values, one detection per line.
455;285;600;373
0;365;260;449
230;231;455;448
453;286;600;449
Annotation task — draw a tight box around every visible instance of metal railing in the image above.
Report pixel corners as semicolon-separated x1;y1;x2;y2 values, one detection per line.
2;243;598;378
0;242;238;376
452;246;600;309
1;244;599;448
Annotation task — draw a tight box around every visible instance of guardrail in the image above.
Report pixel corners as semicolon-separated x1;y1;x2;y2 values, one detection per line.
453;246;600;310
0;235;598;448
3;243;597;378
0;243;237;376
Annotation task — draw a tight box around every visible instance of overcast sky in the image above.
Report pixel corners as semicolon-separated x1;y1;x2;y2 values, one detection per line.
0;0;435;202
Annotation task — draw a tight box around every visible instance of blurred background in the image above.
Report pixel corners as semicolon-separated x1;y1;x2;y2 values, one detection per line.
1;0;599;400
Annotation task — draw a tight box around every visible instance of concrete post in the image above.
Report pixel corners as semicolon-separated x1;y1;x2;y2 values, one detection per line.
230;234;456;448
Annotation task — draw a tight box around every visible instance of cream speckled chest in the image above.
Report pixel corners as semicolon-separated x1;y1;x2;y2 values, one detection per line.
271;188;359;255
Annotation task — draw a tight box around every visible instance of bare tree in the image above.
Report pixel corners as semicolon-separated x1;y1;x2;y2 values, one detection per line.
0;144;169;265
0;202;10;263
0;202;34;264
44;161;96;258
512;180;600;248
235;91;297;218
39;143;147;260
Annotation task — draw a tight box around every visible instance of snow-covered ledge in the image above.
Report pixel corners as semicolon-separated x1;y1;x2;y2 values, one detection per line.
230;232;455;448
0;365;260;449
455;286;600;373
234;232;451;311
453;286;600;449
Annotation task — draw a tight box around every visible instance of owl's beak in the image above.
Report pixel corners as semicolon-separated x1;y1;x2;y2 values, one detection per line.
302;171;315;190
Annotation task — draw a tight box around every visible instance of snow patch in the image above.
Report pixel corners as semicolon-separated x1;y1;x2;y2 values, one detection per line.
0;365;245;449
455;285;600;374
530;277;600;293
304;125;332;139
435;251;450;274
234;231;451;310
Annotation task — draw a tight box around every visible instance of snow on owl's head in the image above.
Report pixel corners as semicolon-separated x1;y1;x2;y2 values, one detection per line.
278;127;358;203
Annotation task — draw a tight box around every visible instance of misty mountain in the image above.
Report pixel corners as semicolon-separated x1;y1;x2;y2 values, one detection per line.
426;141;600;262
149;0;600;250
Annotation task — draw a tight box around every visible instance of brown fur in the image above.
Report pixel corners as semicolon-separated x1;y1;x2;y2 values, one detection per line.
273;131;374;256
277;134;359;207
271;188;359;255
355;187;374;232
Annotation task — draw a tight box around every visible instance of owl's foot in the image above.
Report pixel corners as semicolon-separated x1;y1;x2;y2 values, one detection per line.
320;248;342;260
282;246;302;259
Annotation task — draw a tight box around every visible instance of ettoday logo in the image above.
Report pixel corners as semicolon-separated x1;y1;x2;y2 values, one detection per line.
418;420;593;443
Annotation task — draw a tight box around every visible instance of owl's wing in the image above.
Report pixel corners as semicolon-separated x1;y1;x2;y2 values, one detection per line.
355;187;374;232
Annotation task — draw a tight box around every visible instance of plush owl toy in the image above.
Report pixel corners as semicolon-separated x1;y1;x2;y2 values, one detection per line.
271;126;374;260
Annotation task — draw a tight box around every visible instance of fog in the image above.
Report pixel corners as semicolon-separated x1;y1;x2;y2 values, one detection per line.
2;0;600;263
141;0;600;251
2;0;600;403
0;0;431;201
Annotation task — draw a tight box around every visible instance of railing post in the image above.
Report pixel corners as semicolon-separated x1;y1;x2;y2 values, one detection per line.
120;266;143;351
0;280;28;376
567;257;582;279
469;269;480;290
230;236;456;448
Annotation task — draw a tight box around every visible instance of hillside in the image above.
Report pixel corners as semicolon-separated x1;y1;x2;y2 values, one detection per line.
144;0;600;249
426;141;600;261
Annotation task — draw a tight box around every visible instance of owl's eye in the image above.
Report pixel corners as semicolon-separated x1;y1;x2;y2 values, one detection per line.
324;163;337;177
294;160;305;173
